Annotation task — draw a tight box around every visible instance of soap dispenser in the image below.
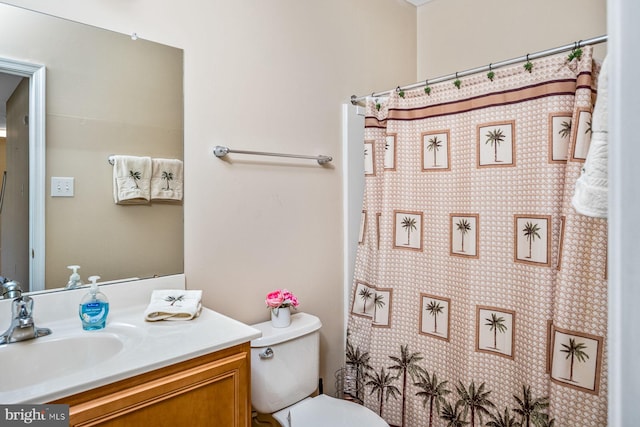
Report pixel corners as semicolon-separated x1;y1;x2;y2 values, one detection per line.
66;265;83;289
79;276;109;330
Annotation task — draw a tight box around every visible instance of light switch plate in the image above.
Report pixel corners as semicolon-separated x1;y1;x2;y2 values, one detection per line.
51;177;74;197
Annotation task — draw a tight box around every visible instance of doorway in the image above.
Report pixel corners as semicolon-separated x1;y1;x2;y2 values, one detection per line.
0;57;45;292
0;72;29;288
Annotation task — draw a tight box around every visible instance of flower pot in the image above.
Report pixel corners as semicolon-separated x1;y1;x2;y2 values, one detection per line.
271;307;291;328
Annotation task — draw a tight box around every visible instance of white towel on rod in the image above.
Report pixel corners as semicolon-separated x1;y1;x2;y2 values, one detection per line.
144;289;203;321
572;56;608;218
151;158;183;201
112;155;152;204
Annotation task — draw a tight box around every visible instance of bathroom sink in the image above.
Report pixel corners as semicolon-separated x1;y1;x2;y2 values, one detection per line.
0;325;137;392
0;280;262;404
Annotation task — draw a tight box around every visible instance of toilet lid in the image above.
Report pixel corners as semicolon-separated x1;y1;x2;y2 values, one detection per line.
273;394;389;427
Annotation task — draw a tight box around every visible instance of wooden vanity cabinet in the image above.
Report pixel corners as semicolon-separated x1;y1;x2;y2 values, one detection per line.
51;342;251;427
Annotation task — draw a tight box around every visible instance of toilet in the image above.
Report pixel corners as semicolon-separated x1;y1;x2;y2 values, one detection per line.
250;312;389;427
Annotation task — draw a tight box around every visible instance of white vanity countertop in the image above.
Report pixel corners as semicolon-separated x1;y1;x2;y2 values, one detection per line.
0;275;262;404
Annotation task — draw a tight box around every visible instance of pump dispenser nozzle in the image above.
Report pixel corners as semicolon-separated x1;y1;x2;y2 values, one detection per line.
66;265;83;289
88;276;101;294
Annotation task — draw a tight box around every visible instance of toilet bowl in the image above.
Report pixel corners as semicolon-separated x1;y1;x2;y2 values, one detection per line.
272;394;388;427
250;312;388;427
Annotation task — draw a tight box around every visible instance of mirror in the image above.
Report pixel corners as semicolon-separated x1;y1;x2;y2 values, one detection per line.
0;4;184;293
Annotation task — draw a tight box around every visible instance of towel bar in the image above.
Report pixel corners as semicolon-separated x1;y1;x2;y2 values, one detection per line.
213;146;332;165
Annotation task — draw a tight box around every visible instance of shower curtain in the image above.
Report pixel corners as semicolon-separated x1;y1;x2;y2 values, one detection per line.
346;46;607;427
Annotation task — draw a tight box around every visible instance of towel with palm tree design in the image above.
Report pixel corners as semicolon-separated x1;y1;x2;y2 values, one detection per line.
151;158;184;201
112;155;152;204
144;289;202;321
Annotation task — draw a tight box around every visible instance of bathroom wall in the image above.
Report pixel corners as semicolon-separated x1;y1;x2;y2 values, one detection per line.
2;0;417;398
608;0;640;423
417;0;607;78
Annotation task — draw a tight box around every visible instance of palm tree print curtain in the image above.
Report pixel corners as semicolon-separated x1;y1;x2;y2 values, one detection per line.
346;46;607;427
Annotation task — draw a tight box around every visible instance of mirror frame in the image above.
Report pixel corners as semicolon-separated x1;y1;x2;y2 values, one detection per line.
0;57;45;291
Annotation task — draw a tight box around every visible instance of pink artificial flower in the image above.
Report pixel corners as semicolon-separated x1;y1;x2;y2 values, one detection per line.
265;290;285;308
281;289;299;308
265;289;300;309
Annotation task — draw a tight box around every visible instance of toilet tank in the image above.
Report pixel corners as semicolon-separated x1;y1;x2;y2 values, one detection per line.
250;312;322;414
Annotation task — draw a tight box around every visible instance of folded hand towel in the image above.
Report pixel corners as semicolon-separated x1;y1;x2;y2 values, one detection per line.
144;289;203;321
151;158;183;201
112;155;152;204
572;56;608;218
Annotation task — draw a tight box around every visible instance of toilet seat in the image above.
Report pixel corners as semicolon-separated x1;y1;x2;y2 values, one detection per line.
272;394;389;427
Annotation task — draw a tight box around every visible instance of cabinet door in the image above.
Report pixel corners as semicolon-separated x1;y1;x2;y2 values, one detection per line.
57;344;251;427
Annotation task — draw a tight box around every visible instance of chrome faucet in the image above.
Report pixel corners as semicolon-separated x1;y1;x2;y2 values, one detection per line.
0;281;51;345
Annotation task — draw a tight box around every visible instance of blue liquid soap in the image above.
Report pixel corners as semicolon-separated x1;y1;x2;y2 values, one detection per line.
79;275;109;331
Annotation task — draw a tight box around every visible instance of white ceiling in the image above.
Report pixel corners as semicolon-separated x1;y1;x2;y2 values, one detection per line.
405;0;432;6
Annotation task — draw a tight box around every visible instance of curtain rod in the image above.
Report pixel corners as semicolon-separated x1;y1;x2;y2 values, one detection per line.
350;34;607;106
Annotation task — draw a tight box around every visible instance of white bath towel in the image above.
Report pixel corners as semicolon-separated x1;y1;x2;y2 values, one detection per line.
144;289;203;321
112;155;152;204
151;158;183;201
572;56;608;218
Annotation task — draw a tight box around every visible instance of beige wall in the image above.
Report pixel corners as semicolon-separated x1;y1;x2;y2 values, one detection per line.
0;4;183;288
2;0;417;397
418;0;607;78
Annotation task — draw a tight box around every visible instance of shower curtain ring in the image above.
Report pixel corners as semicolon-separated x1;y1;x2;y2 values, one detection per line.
487;63;496;81
454;72;462;89
424;79;431;95
524;54;534;73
